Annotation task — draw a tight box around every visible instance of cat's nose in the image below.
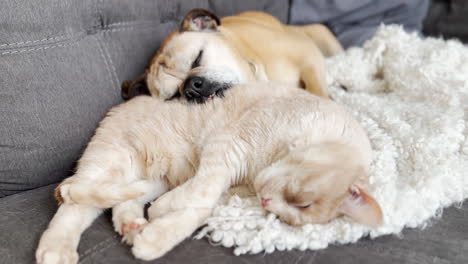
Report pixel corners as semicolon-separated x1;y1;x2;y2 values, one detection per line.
261;198;271;208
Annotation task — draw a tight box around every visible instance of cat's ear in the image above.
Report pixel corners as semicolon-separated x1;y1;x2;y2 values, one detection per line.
180;9;220;32
338;185;383;227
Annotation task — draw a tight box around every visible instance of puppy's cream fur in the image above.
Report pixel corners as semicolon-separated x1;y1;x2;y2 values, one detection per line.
36;82;381;263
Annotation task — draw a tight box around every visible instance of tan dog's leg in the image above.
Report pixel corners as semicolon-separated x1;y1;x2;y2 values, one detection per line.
287;24;343;57
36;204;102;264
301;58;329;98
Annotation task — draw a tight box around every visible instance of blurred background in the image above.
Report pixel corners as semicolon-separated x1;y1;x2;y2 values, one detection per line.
423;0;468;43
289;0;468;48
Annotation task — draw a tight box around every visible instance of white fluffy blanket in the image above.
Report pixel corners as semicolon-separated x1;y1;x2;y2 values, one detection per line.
195;25;468;255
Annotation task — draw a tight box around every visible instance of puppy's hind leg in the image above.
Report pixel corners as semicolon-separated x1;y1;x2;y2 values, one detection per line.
112;179;168;245
36;204;102;264
301;59;329;99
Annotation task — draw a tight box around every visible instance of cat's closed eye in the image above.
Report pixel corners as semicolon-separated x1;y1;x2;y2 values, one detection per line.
294;203;312;209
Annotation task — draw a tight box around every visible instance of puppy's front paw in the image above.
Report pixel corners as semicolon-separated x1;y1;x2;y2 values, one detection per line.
36;242;78;264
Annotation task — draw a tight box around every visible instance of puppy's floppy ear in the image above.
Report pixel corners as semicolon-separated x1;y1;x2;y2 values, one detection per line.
180;9;220;32
338;185;383;227
121;71;150;100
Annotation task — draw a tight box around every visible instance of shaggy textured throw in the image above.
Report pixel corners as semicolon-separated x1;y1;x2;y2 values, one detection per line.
195;25;468;255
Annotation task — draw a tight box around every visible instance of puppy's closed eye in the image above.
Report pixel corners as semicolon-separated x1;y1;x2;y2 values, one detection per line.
191;50;203;69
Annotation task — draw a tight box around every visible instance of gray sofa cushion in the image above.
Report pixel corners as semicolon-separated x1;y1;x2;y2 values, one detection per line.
0;0;289;197
289;0;429;48
0;183;466;263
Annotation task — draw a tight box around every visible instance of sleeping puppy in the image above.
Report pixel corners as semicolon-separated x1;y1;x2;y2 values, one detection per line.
122;8;343;103
36;82;382;263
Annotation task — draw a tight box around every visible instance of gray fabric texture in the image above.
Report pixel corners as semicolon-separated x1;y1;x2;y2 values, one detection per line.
0;184;466;264
289;0;430;48
0;0;289;198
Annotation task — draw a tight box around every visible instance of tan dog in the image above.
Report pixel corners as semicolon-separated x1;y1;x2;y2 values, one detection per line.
122;9;343;102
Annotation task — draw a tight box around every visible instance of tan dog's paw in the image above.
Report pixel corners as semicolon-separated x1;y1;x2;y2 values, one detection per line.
36;242;78;264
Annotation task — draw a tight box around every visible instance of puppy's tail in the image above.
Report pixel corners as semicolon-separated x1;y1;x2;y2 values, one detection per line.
287;24;343;57
55;180;153;208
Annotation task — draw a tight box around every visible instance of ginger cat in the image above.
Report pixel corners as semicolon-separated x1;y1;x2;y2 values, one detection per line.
36;82;382;263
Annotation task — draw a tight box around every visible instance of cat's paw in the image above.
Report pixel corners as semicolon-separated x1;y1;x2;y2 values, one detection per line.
113;210;147;245
147;199;166;220
131;219;176;260
36;242;78;264
56;183;74;204
147;189;182;220
120;218;147;245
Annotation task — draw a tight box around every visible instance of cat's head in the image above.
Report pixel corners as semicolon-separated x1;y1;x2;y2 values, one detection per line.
253;142;383;227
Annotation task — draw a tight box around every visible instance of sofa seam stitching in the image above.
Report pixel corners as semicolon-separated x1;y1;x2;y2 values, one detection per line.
80;240;119;263
0;41;78;56
100;33;120;90
105;20;172;28
0;35;70;48
79;235;117;259
0;23;167;50
93;0;102;31
93;0;118;90
94;34;117;91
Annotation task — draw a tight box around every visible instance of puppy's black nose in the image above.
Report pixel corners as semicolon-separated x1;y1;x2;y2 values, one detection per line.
184;76;208;100
188;77;204;91
185;88;200;99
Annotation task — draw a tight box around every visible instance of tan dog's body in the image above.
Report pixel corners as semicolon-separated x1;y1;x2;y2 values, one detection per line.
125;9;342;102
36;82;381;263
216;11;342;96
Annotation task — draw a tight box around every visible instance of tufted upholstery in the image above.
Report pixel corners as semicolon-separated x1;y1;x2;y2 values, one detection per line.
0;0;289;197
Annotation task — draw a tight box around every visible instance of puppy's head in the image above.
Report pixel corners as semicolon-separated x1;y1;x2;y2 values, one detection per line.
122;9;256;103
254;142;383;227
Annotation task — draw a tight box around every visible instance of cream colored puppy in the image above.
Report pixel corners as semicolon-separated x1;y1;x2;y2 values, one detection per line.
122;9;343;102
36;82;382;264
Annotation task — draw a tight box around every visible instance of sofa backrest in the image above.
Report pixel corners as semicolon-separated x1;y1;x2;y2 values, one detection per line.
0;0;289;197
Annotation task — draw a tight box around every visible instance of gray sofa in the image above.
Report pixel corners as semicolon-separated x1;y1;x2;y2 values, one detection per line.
0;0;466;263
